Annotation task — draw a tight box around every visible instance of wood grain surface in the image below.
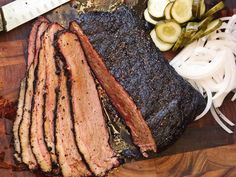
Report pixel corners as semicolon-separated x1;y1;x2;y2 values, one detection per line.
0;0;236;177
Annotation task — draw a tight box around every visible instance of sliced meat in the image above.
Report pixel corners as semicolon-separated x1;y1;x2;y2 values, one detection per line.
70;21;157;156
13;78;26;162
19;64;38;170
19;21;49;170
75;6;206;151
43;23;63;165
30;36;52;172
55;60;91;177
27;16;48;68
56;32;119;176
13;17;48;164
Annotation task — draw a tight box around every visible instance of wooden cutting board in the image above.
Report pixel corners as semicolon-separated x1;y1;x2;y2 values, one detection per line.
0;0;236;177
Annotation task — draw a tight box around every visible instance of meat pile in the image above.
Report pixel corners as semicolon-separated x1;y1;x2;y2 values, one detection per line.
13;6;206;177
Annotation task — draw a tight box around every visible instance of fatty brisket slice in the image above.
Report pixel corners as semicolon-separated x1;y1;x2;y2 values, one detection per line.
74;5;206;152
55;60;91;177
56;31;119;176
18;21;49;170
70;21;156;157
43;23;64;166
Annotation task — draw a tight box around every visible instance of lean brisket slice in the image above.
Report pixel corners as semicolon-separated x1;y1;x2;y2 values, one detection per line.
43;23;64;165
55;60;91;177
56;31;119;176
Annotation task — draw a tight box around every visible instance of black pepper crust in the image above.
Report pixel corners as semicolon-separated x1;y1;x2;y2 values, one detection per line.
77;5;206;151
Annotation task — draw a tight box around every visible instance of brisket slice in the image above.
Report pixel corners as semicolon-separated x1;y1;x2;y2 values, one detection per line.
55;60;91;177
70;22;157;156
43;23;63;166
19;21;49;169
75;5;206;151
56;31;119;176
19;64;38;170
96;82;141;160
13;78;26;162
30;31;53;173
27;16;48;68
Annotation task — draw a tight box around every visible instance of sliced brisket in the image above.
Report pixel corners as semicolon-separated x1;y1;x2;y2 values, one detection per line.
55;60;91;177
19;21;49;170
13;78;26;162
56;31;119;176
27;17;49;68
43;23;63;165
19;64;38;170
14;17;48;164
70;22;156;156
75;6;206;151
30;32;52;172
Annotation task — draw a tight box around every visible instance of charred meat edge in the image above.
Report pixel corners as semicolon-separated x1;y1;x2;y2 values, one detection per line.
13;78;26;162
70;22;157;156
55;60;91;177
19;21;49;170
56;31;119;176
30;29;53;173
13;17;48;164
43;23;63;166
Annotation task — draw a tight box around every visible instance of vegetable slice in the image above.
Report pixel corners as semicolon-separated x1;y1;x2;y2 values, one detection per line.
198;16;214;30
199;1;206;18
144;9;159;25
172;28;185;51
201;1;225;19
148;0;170;18
171;0;193;23
192;0;200;18
202;19;223;36
164;2;173;20
189;29;204;43
155;20;182;43
150;29;173;51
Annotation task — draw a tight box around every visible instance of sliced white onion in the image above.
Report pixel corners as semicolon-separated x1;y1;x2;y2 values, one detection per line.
195;82;212;121
215;108;235;126
210;107;233;134
170;15;236;133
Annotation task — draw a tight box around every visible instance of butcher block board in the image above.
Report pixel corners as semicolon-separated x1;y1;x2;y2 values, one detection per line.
1;0;236;177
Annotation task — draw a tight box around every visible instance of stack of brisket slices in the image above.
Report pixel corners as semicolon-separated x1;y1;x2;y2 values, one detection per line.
13;17;120;177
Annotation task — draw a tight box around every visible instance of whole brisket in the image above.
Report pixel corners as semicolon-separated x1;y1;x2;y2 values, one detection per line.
75;6;206;151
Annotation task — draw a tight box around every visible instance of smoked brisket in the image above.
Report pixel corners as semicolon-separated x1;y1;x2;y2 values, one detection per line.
75;6;206;151
13;17;48;164
27;17;49;68
43;23;63;165
70;22;157;156
55;60;91;177
13;78;26;162
30;27;53;172
56;31;119;176
19;21;49;170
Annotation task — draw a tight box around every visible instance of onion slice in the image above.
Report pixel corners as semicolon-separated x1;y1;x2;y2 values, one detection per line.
170;15;236;133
